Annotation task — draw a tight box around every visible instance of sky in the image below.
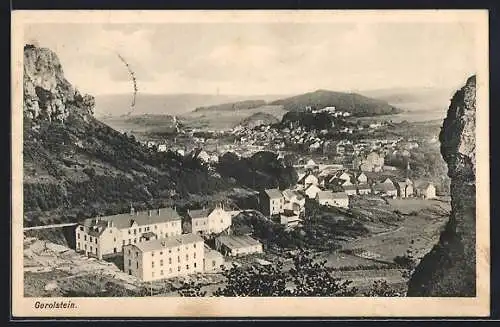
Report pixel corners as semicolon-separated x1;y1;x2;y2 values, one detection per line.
24;22;478;96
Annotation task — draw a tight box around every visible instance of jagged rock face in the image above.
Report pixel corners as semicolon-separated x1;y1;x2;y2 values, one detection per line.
407;75;476;296
23;44;95;122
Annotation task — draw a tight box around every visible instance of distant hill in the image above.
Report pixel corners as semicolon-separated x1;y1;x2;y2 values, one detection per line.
94;93;287;118
194;99;267;113
360;87;455;112
270;89;402;116
237;112;280;129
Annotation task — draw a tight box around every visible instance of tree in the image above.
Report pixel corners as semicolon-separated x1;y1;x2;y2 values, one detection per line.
214;251;357;297
363;280;401;297
177;282;207;297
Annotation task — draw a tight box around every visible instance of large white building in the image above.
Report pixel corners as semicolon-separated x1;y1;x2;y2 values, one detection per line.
123;233;205;282
75;207;182;259
316;191;349;208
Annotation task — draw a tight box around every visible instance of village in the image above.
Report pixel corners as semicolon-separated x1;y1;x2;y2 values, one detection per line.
67;105;439;288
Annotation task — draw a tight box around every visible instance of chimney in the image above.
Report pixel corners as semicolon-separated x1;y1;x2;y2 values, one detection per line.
130;205;135;216
157;208;161;216
148;210;152;217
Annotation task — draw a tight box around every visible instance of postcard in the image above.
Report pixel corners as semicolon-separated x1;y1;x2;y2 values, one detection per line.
11;9;490;317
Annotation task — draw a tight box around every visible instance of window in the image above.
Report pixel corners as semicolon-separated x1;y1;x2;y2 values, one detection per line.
186;254;189;260
80;226;84;231
123;240;125;245
154;225;157;230
134;229;137;235
151;252;155;257
194;253;196;259
128;239;131;244
128;249;131;255
136;262;138;269
195;222;198;226
90;246;93;252
169;268;172;273
139;228;142;232
169;258;172;264
152;271;155;278
193;244;196;248
77;233;80;239
113;237;116;242
84;235;87;241
186;265;189;270
134;239;137;244
160;251;163;255
177;247;180;252
160;270;164;275
135;252;138;257
77;242;80;249
177;266;181;272
160;259;163;266
168;249;172;254
95;238;98;244
128;259;131;266
194;262;197;268
90;236;93;242
128;230;131;235
177;256;180;263
212;260;216;267
109;230;112;234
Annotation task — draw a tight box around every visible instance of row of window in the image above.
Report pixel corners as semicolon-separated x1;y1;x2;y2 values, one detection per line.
151;263;198;278
127;223;178;235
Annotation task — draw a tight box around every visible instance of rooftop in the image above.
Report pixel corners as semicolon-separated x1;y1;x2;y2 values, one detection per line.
264;189;283;199
131;233;204;253
83;207;181;230
216;235;262;249
188;208;211;219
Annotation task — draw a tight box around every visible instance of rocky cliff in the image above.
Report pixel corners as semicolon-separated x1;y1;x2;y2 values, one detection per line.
23;44;95;122
22;45;229;232
407;75;476;296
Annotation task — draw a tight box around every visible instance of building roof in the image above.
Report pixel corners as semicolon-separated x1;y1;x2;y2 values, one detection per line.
204;246;224;260
83;207;181;231
264;189;283;199
415;181;434;190
188;208;211;220
373;182;396;192
217;235;262;249
131;233;204;253
282;189;304;201
317;191;348;200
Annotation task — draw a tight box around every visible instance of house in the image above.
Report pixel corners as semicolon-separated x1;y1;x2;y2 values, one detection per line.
395;178;414;198
75;206;182;259
415;181;436;199
372;180;398;198
123;233;204;281
188;205;235;235
282;189;306;213
298;173;319;187
305;184;322;199
260;189;285;216
215;235;263;256
188;208;210;235
316;191;349;208
280;210;302;228
356;172;368;184
203;246;225;272
157;144;168;152
197;150;211;163
336;171;352;184
342;184;358;196
357;184;371;195
305;159;318;170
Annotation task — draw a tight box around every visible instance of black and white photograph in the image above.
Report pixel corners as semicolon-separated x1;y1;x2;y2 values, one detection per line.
11;10;489;317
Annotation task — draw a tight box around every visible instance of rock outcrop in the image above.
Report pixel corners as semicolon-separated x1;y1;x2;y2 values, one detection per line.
23;44;95;123
407;75;476;296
